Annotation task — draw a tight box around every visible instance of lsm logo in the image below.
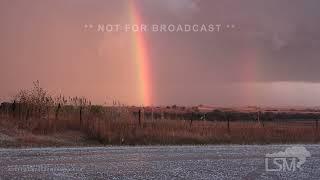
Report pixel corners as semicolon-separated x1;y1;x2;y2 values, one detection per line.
265;146;311;172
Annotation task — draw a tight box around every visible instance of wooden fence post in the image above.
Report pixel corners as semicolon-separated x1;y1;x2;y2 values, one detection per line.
225;112;230;133
138;109;141;127
151;107;154;122
189;112;194;127
259;111;265;128
11;100;16;118
80;106;83;128
227;116;230;133
55;103;61;120
224;112;231;134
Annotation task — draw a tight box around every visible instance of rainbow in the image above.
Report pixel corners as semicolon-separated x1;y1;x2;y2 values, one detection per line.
239;47;262;105
129;1;152;106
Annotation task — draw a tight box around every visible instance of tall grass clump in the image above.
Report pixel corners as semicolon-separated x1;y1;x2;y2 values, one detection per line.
12;81;54;132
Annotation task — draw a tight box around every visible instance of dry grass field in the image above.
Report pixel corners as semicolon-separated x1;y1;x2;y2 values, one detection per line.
0;82;319;147
0;112;319;147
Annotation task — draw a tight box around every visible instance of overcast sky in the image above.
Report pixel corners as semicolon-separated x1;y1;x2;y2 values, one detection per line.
1;0;320;106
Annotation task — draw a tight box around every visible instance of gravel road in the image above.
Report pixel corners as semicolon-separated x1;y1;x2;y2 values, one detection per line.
0;144;319;179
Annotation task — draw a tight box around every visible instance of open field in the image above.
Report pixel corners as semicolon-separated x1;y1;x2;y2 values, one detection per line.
0;113;319;147
0;83;319;147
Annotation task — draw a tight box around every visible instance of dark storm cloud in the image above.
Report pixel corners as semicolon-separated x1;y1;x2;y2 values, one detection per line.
140;0;320;83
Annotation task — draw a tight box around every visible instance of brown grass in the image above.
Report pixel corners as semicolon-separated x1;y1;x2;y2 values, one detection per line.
1;110;319;146
83;119;320;145
0;82;319;147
